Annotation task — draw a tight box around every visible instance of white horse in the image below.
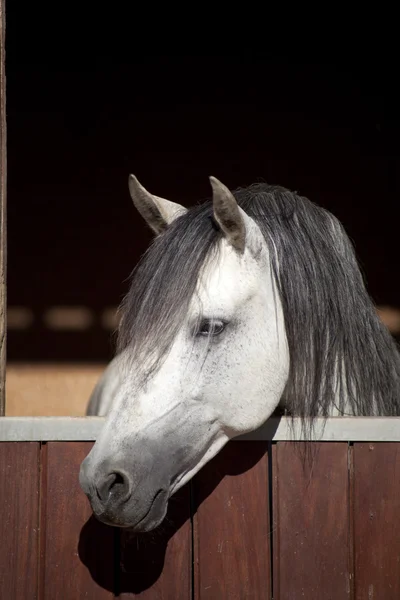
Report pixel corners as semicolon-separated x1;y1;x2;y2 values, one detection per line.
80;176;400;532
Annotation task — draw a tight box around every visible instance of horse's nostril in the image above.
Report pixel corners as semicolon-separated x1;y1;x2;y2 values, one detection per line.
113;471;125;487
96;470;131;505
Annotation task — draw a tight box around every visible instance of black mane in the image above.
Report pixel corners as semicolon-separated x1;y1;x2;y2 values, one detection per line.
118;183;400;420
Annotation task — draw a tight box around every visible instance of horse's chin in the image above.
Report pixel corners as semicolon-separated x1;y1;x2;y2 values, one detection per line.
93;489;169;532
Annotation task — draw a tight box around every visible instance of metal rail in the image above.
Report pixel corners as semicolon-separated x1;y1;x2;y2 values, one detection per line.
0;416;400;442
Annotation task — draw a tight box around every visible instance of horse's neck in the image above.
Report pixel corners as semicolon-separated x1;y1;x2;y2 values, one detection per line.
86;355;124;416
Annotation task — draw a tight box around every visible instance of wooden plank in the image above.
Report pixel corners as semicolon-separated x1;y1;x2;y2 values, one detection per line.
118;484;192;599
42;442;115;599
353;442;400;599
273;442;350;599
0;442;40;598
0;0;6;416
193;441;271;600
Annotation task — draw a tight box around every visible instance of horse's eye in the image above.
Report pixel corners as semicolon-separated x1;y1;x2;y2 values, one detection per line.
197;319;226;337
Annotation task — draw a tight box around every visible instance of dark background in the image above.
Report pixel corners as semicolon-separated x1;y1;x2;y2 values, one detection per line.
5;9;400;362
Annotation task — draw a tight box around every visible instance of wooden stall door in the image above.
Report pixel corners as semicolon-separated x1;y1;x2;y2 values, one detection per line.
0;440;192;598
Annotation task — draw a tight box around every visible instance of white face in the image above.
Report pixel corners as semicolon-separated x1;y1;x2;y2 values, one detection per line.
80;220;289;531
80;176;289;532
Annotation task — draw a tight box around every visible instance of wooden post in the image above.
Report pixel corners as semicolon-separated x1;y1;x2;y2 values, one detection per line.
0;0;6;416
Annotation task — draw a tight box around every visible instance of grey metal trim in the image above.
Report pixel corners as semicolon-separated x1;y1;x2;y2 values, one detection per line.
238;416;400;442
0;416;400;442
0;417;104;441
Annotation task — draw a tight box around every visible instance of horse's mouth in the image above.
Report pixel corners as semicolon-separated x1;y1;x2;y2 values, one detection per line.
94;488;169;532
129;488;168;532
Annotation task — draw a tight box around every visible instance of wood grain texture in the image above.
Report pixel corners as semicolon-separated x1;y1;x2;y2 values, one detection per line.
353;442;400;599
193;441;271;600
0;442;40;599
119;484;192;599
0;0;6;416
42;442;115;599
273;442;350;600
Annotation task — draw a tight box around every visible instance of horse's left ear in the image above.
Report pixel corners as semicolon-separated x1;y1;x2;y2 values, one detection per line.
129;175;188;235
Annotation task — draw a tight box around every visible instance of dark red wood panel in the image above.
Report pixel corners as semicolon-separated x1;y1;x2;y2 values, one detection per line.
119;484;192;599
353;442;400;599
273;442;350;600
0;442;40;599
42;442;115;599
193;441;271;600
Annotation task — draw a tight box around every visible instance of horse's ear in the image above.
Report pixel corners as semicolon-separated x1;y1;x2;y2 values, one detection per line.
210;176;246;253
128;175;187;235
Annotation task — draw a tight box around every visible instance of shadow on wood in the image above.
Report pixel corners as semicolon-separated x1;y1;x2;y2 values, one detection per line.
193;438;270;508
76;422;280;596
78;485;192;595
192;440;272;599
118;484;191;596
78;516;117;593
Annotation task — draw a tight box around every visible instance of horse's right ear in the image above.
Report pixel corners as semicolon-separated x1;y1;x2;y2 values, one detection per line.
210;176;246;253
128;175;187;235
